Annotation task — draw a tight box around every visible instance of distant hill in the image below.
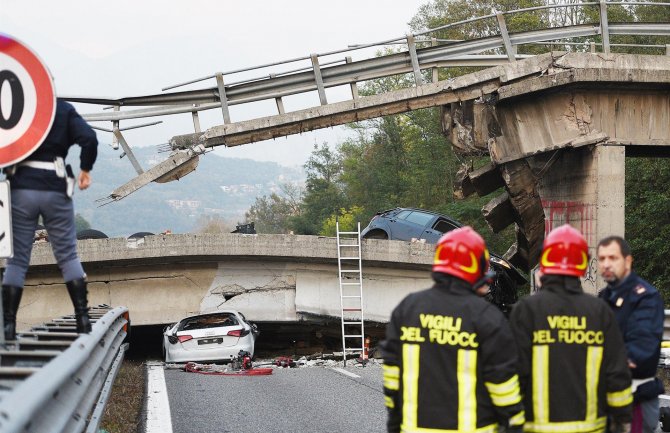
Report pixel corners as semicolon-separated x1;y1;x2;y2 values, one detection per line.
67;145;304;238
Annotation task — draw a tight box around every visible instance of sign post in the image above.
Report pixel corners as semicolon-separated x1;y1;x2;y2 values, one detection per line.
0;181;11;259
0;34;56;344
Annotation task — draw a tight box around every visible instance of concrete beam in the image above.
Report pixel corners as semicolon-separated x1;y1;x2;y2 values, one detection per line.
170;52;563;149
482;192;516;233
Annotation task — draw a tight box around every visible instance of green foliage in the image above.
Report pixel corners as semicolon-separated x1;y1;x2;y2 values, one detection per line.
625;157;670;303
320;206;366;236
246;184;303;234
74;213;91;232
290;144;348;235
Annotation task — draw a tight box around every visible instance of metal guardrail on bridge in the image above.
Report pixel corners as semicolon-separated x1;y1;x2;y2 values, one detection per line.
70;1;670;128
61;1;670;202
0;306;129;433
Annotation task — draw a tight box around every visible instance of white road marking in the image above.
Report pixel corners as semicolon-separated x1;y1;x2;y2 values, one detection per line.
146;362;173;433
331;367;360;378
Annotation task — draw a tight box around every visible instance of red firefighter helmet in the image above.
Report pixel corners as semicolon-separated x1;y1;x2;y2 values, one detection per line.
540;224;589;277
433;226;490;285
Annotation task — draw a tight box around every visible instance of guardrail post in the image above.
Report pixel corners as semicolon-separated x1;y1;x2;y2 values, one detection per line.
590;42;597;53
112;128;144;175
666;44;670;56
431;38;439;83
496;11;516;62
215;73;232;124
599;0;611;54
346;57;359;99
269;73;286;114
111;106;120;150
191;104;201;132
311;54;328;105
407;34;423;87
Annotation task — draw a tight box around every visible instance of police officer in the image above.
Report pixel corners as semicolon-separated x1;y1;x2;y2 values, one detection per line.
509;225;632;433
2;99;98;339
597;236;664;433
381;226;525;433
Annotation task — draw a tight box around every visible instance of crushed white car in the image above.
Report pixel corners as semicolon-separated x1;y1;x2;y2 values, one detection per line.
163;310;259;363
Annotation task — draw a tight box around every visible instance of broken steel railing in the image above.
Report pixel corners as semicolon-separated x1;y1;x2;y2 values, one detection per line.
0;306;130;433
62;1;670;202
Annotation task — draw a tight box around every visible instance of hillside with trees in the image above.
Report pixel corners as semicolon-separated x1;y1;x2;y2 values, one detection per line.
68;145;303;238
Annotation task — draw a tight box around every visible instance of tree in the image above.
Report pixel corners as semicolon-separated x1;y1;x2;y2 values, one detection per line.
194;215;233;234
320;206;366;237
625;157;670;303
291;143;348;235
246;184;302;234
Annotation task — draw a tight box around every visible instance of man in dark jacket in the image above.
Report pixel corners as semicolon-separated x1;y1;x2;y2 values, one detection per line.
510;225;632;433
2;99;98;339
598;235;664;433
381;226;525;433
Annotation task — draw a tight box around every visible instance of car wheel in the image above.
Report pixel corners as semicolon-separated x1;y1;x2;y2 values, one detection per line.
364;230;388;240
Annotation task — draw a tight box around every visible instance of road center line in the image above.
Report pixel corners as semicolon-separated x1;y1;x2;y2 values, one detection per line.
331;367;360;378
146;362;173;433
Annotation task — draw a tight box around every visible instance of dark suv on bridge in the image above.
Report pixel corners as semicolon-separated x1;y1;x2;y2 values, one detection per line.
361;207;526;313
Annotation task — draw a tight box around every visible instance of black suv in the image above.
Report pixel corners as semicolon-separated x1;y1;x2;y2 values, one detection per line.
361;207;526;312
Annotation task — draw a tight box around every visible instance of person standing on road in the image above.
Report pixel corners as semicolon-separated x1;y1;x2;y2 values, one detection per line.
597;235;665;433
2;99;98;339
381;226;525;433
510;224;633;433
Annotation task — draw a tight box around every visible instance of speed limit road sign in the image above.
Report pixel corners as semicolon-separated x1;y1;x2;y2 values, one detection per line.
0;34;56;168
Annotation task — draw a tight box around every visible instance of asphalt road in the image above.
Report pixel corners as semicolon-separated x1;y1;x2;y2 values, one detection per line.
164;362;388;433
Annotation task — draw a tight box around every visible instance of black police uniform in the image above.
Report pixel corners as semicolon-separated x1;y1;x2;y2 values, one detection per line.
381;273;525;433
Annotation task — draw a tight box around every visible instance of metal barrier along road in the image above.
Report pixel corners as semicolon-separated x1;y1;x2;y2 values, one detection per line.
0;306;130;433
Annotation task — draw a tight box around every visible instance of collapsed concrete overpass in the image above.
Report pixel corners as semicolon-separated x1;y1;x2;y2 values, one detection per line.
75;51;670;280
6;234;436;329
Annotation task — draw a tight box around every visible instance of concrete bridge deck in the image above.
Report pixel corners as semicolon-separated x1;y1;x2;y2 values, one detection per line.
5;234;436;328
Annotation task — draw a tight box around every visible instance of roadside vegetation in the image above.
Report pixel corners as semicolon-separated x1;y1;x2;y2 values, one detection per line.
245;0;670;302
99;360;145;433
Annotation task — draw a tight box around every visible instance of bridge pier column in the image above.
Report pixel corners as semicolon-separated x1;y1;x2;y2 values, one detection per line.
537;145;625;293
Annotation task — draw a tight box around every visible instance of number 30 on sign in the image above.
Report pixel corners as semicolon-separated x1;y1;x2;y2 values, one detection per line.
0;34;56;168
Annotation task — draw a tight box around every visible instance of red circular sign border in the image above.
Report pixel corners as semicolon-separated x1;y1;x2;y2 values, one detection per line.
0;34;56;168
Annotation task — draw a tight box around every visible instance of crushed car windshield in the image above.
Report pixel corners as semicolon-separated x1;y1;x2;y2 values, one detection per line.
179;314;239;331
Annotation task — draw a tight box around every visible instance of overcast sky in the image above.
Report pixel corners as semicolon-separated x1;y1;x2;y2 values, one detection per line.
1;0;427;167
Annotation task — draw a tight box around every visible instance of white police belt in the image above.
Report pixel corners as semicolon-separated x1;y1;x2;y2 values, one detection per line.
19;157;66;178
632;377;655;393
18;158;75;197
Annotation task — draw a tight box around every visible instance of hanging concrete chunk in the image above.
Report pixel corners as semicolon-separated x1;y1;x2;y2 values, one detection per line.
469;161;505;196
482;191;516;233
97;147;205;205
453;163;476;199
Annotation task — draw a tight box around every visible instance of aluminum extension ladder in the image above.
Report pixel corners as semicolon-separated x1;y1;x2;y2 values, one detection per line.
336;221;365;366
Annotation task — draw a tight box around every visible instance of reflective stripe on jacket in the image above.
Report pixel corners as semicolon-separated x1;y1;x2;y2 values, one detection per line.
510;275;632;433
381;275;524;433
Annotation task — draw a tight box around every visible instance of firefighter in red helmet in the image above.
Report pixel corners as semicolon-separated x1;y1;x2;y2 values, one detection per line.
509;224;632;433
381;226;525;433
